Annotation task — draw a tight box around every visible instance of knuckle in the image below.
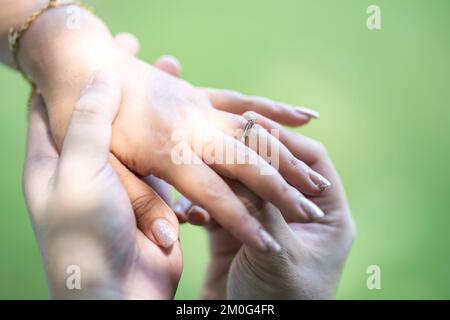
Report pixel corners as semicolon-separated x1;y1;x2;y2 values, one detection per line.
240;95;256;110
173;101;191;119
238;194;265;217
232;160;255;177
223;90;244;104
154;130;179;153
224;213;255;237
233;114;247;129
247;96;270;107
74;92;112;122
227;115;247;137
204;178;230;202
131;193;159;221
335;214;357;248
287;155;299;168
287;155;308;174
274;102;291;113
264;180;291;204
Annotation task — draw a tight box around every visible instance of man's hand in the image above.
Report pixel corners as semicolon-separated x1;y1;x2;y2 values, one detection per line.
23;69;182;299
178;121;355;299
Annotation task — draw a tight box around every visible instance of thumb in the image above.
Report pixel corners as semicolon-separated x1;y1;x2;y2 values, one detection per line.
59;68;121;176
23;94;59;216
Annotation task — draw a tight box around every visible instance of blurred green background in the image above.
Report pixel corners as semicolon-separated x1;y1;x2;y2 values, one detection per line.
1;0;449;299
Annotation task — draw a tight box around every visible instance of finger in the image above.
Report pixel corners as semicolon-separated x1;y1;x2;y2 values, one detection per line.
173;196;211;226
59;69;120;177
161;142;281;253
186;205;211;226
226;179;294;246
114;32;140;56
200;130;325;222
250;113;330;165
143;175;172;204
23;94;59;215
110;155;179;248
203;88;319;126
172;196;191;223
254;114;350;222
209;110;331;195
154;55;181;77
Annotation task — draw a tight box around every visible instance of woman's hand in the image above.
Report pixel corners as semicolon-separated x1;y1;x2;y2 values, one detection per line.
23;70;182;299
17;7;329;253
179;120;355;299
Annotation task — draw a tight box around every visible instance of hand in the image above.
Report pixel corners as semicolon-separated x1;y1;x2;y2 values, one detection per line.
178;120;355;299
20;8;330;253
23;70;182;300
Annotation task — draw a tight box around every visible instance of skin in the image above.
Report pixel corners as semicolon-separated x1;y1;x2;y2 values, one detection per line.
160;54;356;299
24;57;355;299
20;33;336;299
23;69;182;299
177;117;356;299
1;2;329;252
4;3;355;299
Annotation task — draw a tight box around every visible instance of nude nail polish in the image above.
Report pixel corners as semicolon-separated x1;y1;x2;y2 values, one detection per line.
82;74;96;93
309;169;331;191
259;229;282;253
300;198;325;220
296;107;320;119
151;218;178;248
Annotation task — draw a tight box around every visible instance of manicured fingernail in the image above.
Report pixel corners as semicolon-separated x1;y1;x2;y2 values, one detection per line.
259;229;282;253
309;169;331;191
296;107;320;119
84;69;119;93
83;74;96;92
300;198;325;220
150;218;178;248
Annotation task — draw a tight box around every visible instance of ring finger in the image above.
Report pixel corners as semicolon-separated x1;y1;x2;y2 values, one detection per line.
208;110;331;196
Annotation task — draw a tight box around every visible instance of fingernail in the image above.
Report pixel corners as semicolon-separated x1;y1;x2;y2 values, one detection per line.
309;169;331;191
300;198;325;220
94;68;119;89
162;55;181;69
296;107;320;119
84;69;119;94
259;229;282;253
83;74;96;92
150;218;178;248
187;205;210;225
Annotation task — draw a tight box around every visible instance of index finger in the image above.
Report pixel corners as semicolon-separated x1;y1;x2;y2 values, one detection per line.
203;88;319;126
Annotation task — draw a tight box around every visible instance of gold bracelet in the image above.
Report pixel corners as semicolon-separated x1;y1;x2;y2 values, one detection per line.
8;0;91;90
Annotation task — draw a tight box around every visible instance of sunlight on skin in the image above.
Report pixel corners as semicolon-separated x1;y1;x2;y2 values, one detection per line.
44;234;118;299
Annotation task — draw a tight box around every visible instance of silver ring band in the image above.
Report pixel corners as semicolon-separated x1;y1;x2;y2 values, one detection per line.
240;112;258;142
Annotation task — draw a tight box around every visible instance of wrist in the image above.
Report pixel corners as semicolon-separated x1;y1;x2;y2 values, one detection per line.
17;5;121;146
18;6;116;82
